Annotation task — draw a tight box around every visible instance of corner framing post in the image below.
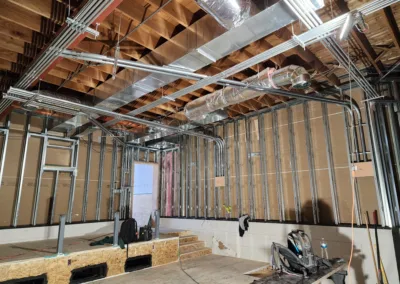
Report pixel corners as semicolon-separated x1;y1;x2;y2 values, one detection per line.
258;114;270;221
82;133;93;222
95;131;106;221
303;102;319;224
50;171;60;224
173;149;179;216
0;116;10;187
234;120;242;217
195;137;200;218
321;103;340;225
223;123;231;219
32;117;49;225
119;144;127;217
272;111;285;222
204;137;209;218
67;139;79;223
287;107;301;223
376;105;400;224
245;118;255;219
387;105;400;185
109;139;118;220
12;114;31;227
57;215;66;255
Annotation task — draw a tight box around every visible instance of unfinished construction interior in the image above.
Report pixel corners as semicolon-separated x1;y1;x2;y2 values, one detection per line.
0;0;400;283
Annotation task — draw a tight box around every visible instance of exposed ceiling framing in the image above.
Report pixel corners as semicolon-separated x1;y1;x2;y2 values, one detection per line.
0;0;399;135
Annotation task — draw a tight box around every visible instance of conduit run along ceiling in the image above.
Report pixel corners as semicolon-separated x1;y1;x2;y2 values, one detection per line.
0;0;399;135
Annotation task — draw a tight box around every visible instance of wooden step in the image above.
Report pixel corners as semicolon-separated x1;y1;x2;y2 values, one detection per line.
179;235;198;244
179;241;205;254
180;247;212;261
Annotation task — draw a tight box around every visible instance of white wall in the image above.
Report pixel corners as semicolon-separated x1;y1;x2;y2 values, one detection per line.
0;221;119;244
161;218;399;284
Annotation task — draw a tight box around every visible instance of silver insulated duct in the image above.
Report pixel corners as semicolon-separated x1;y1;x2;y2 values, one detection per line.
195;0;255;29
184;65;310;121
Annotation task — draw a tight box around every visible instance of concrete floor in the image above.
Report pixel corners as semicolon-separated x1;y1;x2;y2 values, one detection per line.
91;254;266;284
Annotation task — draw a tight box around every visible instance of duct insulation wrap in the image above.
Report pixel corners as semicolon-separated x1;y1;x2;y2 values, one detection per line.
184;65;310;121
195;0;254;29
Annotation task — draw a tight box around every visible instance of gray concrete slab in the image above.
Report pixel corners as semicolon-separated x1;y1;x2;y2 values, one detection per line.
91;254;266;284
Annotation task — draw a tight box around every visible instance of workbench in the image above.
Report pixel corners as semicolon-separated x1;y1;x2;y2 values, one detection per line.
251;262;347;284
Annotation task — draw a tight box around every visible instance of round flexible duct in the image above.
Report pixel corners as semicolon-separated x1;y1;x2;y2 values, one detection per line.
184;65;310;121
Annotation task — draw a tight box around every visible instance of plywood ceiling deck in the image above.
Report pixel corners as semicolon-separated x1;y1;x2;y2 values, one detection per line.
0;0;399;131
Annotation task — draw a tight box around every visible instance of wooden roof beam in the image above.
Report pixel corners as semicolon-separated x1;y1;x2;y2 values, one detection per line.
336;0;385;76
382;7;400;50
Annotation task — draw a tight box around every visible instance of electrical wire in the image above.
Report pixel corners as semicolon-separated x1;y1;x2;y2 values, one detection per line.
179;256;200;284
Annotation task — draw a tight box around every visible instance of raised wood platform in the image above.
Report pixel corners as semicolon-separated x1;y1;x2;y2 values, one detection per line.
0;234;179;284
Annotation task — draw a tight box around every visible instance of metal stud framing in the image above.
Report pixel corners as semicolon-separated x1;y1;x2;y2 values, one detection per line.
195;137;200;218
95;131;106;221
303;102;319;224
204;137;209;218
258;114;270;221
321;103;340;224
213;127;219;219
0;117;10;187
223;123;231;219
245;118;255;219
82;133;93;222
272;112;285;222
109;139;118;220
234;120;242;217
287;107;301;223
12;115;31;227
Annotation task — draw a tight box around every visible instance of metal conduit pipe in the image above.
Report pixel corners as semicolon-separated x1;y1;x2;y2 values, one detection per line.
58;50;364;110
4;88;225;150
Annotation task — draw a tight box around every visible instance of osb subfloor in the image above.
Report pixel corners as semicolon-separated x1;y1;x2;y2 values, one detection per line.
0;234;114;263
91;254;266;284
0;233;174;264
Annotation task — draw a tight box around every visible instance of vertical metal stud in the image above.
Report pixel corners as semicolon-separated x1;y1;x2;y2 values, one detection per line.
387;105;400;186
96;131;106;221
50;171;60;224
0;116;10;188
13;115;31;227
160;150;166;216
119;144;126;216
82;133;93;222
303;103;319;224
272;112;285;222
109;139;118;220
178;137;184;217
32;118;49;225
185;136;190;217
213;127;218;219
145;149;149;162
234;120;242;217
195;137;200;218
287;107;301;223
367;103;390;227
223;123;230;219
376;105;400;224
67;140;79;223
258;114;270;221
57;215;66;255
342;107;362;225
321;103;340;224
204;137;209;218
245;118;255;219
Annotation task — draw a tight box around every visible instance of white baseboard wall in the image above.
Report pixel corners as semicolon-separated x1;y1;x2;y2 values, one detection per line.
161;218;400;284
0;221;120;245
